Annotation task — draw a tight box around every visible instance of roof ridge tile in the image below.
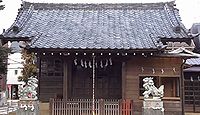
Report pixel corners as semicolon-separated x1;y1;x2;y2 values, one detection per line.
22;1;176;10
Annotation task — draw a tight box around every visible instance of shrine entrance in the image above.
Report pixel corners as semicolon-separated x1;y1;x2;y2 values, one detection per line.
70;57;122;99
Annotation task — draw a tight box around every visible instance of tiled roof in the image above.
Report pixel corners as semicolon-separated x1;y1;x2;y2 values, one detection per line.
186;58;200;66
1;2;190;50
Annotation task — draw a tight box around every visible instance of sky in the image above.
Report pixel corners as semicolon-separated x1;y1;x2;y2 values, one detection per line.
0;0;200;33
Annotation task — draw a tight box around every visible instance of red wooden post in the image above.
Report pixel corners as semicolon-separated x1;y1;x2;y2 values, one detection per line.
120;99;133;115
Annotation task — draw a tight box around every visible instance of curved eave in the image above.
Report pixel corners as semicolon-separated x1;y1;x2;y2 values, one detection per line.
157;53;198;59
0;35;31;45
160;37;193;45
184;66;200;72
26;47;163;53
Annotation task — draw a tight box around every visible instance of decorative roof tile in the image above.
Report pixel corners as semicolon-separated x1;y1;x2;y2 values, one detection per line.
1;1;190;50
186;58;200;66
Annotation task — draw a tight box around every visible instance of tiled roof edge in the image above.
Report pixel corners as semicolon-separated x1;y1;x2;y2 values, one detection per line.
22;1;176;10
2;2;34;36
163;2;190;38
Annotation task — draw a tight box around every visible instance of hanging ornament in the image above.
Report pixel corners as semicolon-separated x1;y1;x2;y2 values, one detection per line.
161;69;164;74
141;67;144;73
198;76;200;81
173;68;176;73
84;61;87;68
95;62;98;68
109;58;112;65
89;61;92;68
81;59;84;67
100;60;103;68
190;76;193;82
152;68;155;74
105;59;108;67
74;59;77;65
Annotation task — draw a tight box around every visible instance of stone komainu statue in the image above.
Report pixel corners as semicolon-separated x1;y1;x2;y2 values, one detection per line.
18;77;38;100
143;77;164;99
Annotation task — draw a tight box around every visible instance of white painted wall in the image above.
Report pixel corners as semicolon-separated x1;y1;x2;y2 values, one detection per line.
7;53;24;85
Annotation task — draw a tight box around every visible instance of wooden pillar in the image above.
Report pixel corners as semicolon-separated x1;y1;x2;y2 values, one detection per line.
68;61;72;99
63;60;68;99
122;62;126;99
181;59;186;115
92;56;96;115
37;55;41;99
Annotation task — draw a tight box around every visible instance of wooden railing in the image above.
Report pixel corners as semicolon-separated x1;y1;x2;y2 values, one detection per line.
49;99;133;115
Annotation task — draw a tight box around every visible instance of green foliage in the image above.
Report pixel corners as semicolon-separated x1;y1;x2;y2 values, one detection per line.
0;46;10;74
18;49;37;83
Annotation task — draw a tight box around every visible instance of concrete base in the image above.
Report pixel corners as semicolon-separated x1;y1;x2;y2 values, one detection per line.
17;100;39;115
142;108;164;115
142;98;164;115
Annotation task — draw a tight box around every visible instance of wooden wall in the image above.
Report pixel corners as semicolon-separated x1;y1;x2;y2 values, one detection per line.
123;56;183;115
39;57;64;102
38;55;184;114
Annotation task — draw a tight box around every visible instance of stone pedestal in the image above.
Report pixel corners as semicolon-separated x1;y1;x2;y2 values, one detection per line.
0;91;6;106
17;99;39;115
142;98;164;115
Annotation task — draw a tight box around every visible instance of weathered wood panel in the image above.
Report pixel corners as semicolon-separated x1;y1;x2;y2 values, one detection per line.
38;55;183;114
39;57;64;102
69;60;122;99
124;57;182;114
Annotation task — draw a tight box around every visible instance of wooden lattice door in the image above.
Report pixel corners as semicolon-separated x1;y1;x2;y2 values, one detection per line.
71;60;122;99
184;73;200;113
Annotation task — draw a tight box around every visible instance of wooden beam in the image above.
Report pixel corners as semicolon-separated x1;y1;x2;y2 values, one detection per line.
26;48;160;53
